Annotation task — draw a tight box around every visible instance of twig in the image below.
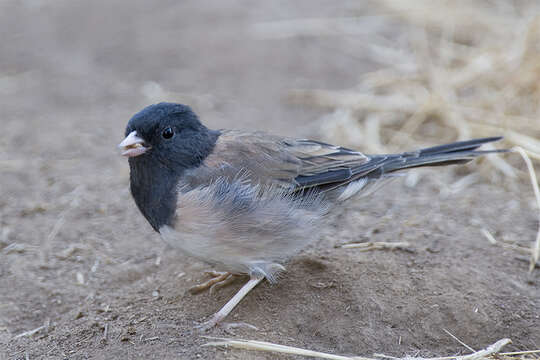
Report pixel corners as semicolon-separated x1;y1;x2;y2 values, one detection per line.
46;186;83;244
499;350;540;356
339;241;412;251
512;147;540;272
40;186;83;264
12;320;50;340
480;229;497;245
455;338;511;360
143;336;159;342
481;229;532;256
203;337;369;360
204;337;513;360
13;325;46;339
443;328;476;352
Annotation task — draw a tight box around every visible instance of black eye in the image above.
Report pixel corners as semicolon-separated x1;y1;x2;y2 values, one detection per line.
162;127;174;139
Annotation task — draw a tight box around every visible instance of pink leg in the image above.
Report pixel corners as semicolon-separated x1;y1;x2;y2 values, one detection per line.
196;276;264;331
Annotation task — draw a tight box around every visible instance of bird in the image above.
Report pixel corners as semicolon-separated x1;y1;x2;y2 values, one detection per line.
118;102;505;330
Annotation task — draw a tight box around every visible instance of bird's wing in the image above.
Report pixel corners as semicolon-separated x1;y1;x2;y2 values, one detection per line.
183;130;377;192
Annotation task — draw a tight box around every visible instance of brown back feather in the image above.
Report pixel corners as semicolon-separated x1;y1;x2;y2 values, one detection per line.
185;130;370;191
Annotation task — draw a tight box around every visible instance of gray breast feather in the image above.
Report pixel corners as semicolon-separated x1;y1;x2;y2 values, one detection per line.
159;177;329;282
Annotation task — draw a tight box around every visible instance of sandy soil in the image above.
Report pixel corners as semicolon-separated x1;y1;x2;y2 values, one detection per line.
1;1;538;359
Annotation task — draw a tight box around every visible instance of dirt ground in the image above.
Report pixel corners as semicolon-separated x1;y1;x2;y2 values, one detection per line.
1;1;538;359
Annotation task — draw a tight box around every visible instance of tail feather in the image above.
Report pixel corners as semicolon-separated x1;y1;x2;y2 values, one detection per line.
411;136;503;156
378;137;507;174
296;136;506;196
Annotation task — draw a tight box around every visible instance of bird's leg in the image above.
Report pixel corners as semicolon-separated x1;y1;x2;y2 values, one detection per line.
196;276;264;331
189;271;232;294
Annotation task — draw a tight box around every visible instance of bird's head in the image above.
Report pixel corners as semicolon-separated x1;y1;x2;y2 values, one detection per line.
118;102;219;170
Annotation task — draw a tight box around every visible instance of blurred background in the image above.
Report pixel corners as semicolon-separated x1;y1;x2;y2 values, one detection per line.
2;0;539;186
1;0;539;358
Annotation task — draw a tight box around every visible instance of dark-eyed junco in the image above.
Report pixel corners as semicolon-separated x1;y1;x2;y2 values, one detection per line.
118;102;505;330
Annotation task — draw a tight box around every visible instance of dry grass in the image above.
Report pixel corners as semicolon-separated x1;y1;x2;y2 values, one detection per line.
205;336;540;360
288;1;540;166
279;0;540;271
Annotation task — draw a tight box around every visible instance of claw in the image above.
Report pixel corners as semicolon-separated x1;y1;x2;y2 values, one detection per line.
189;272;232;294
209;274;238;294
203;270;228;277
195;314;221;332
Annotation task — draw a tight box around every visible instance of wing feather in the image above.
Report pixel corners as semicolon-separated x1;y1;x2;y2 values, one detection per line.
183;130;373;192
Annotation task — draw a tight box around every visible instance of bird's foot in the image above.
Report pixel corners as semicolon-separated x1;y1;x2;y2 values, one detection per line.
189;271;238;295
195;318;258;333
194;276;264;332
195;313;223;332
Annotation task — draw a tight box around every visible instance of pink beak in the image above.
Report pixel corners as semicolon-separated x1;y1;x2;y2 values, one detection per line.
118;131;149;157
